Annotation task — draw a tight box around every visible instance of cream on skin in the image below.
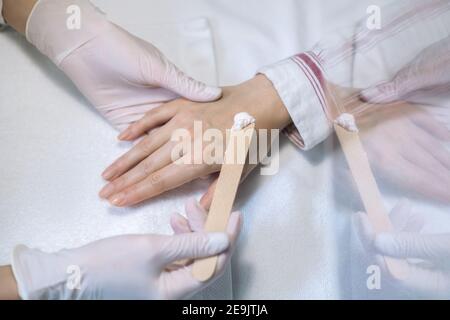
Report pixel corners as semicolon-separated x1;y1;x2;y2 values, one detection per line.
334;113;359;132
232;112;256;131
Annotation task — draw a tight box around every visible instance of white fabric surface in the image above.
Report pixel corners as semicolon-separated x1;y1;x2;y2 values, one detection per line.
4;0;442;299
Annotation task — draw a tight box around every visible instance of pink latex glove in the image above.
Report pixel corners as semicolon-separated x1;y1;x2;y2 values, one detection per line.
354;200;450;298
26;0;222;130
361;36;450;104
12;199;241;300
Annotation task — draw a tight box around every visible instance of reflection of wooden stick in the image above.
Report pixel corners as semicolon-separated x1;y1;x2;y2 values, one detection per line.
335;124;408;279
192;124;255;282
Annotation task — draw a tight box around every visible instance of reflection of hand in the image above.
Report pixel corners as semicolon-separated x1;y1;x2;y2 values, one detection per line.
356;103;450;203
12;199;241;300
354;200;450;298
361;37;450;103
99;75;289;207
27;0;221;130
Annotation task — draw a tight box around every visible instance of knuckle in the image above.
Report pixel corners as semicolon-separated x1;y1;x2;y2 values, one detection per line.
142;159;154;176
149;172;166;190
141;139;154;155
112;159;125;171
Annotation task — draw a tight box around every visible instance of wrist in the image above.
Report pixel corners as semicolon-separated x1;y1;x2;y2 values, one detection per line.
3;0;37;34
12;245;84;300
26;0;111;65
238;74;292;130
0;266;20;300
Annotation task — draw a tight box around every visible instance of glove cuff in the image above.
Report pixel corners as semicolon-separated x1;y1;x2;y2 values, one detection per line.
11;245;83;300
26;0;111;65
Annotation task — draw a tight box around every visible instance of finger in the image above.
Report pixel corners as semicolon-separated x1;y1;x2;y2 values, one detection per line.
167;212;194;270
352;212;376;252
108;102;163;132
402;144;449;181
389;199;424;233
108;161;212;207
397;130;450;187
101;121;176;181
409;110;450;142
216;211;242;271
160;211;242;300
118;100;181;141
199;177;218;211
185;198;208;232
360;81;399;104
374;232;450;261
156;232;230;269
401;156;450;203
352;212;392;277
378;152;450;203
389;199;412;231
411;120;450;171
100;141;178;199
170;213;191;234
157;63;222;102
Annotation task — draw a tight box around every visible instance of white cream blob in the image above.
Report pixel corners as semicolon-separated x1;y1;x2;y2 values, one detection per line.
334;113;359;132
232;112;256;130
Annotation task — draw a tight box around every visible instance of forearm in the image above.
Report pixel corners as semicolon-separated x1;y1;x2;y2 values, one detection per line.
2;0;37;34
0;266;20;300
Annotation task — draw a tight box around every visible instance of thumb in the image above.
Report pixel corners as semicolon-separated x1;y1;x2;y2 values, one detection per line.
360;81;399;104
157;62;222;102
157;232;230;268
374;232;450;262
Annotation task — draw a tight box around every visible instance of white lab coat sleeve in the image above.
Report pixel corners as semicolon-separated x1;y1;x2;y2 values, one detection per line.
259;56;332;150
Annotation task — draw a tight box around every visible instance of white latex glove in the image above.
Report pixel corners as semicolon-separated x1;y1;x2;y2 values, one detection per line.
361;36;450;104
26;0;222;130
354;200;450;298
11;199;241;300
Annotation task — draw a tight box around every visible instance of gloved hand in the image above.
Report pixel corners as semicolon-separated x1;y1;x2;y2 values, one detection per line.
26;0;222;130
361;36;450;104
11;199;241;300
357;103;450;204
354;200;450;298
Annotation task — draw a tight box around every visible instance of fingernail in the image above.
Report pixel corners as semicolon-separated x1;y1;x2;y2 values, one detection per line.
102;168;114;180
110;194;126;207
118;129;131;140
99;184;114;199
207;233;229;252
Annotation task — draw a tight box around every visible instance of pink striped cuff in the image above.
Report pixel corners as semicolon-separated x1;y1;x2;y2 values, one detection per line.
259;53;332;150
